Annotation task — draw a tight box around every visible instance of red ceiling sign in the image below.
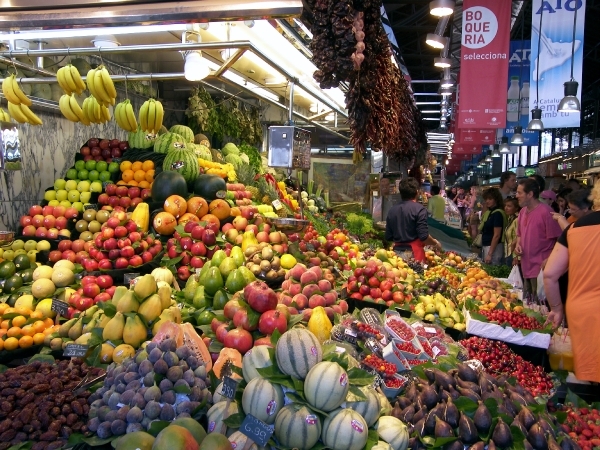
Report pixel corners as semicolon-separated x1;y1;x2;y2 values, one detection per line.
455;128;496;145
453;144;481;154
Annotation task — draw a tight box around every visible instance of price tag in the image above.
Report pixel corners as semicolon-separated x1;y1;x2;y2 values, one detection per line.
51;298;69;316
124;273;140;286
239;414;273;447
424;326;437;335
432;346;441;358
271;199;283;211
83;204;99;211
221;376;238;400
63;344;89;357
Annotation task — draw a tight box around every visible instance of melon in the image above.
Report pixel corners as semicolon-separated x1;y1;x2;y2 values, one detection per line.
151;170;188;203
211;149;225;164
228;431;267;450
158;125;169;135
192;143;212;161
321;408;369;450
163;149;200;185
346;386;381;427
375;416;409;450
274;404;322;450
154;132;186;153
373;442;394;450
224;153;243;168
304;361;349;412
242;345;272;383
170;124;195;143
222;142;240;156
206;401;239;434
241;377;284;425
128;127;156;149
275;328;322;380
193;174;227;201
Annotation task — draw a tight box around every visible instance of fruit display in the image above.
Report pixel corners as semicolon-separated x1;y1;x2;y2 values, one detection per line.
116;160;155;190
477;309;545;331
65;274;115;316
80;137;128;164
86;65;117;107
411;293;466;331
457;278;520;311
114;99;138;132
423;265;462;289
553;404;600;449
20;204;77;239
56;64;86;96
99;183;150;210
0;302;58;351
0;238;46;270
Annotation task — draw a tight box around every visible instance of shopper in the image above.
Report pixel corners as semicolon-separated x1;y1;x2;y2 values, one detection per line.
529;174;546;192
567;178;580;191
385;177;442;261
468;185;485;239
515;178;562;301
556;188;573;218
553;189;592;230
504;197;521;266
543;184;600;383
479;188;506;265
450;187;458;201
427;185;446;222
455;188;467;226
499;171;517;200
540;190;558;212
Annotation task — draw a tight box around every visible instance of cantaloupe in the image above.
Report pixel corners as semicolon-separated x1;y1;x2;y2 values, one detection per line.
241;377;284;425
242;345;272;383
304;361;349;412
274;404;321;450
375;416;409;450
346;385;381;427
321;408;369;450
228;431;268;450
206;401;239;434
275;328;322;380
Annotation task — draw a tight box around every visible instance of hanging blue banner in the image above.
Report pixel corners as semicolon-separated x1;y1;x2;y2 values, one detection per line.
504;40;540;145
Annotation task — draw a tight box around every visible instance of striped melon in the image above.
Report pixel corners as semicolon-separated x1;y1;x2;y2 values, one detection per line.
153;132;186;153
163;149;200;185
212;382;225;403
304;361;349;412
274;404;322;450
321;408;368;450
206;400;239;434
169;125;194;143
375;416;409;450
242;345;272;383
275;328;322;380
346;386;381;427
192;143;212;161
228;430;268;450
128;127;156;149
241;377;284;425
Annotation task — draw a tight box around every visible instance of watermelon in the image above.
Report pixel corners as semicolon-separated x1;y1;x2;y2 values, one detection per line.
206;401;239;434
158;125;169;135
222;142;240;156
169;125;195;143
274;404;321;450
375;416;409;450
304;361;349;412
151;170;188;203
163;149;199;185
192;144;212;161
241;378;284;425
346;386;381;427
154;132;186;153
275;328;322;380
242;345;272;383
128;127;156;149
321;408;368;450
193;174;227;201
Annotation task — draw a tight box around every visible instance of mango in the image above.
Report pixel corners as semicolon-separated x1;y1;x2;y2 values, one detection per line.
123;314;147;348
171;418;207;446
103;312;125;341
201;267;223;296
134;274;157;301
152;424;199;450
138;294;163;324
211;249;227;268
115;430;155;450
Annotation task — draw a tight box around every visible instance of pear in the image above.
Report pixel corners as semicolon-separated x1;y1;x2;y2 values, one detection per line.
103;312;125;341
117;290;140;313
58;318;77;338
68;318;84;340
111;286;129;307
138;294;163;324
438;304;450;319
123;314;147;348
451;310;462;323
157;285;172;310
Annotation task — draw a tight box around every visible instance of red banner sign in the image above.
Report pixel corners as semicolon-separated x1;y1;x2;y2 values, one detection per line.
453;144;481;154
458;0;511;129
455;128;496;145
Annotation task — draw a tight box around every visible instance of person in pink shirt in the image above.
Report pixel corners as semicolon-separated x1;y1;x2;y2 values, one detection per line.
514;178;562;301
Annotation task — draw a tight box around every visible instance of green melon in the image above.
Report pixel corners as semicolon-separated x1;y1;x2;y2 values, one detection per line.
241;377;284;425
206;401;239;434
304;361;349;412
153;132;186;153
346;386;381;427
169;125;195;143
163;149;199;185
192;144;212;161
275;328;322;380
224;153;243;168
128;127;156;149
321;408;369;450
274;404;322;450
242;345;272;383
375;416;409;450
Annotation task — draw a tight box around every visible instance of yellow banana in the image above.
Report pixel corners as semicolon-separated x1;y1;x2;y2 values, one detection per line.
7;101;28;123
56;67;71;94
101;104;110;122
93;97;102;123
2;75;21;104
69;65;86;94
86;69;97;97
114;102;123;128
59;94;79;122
69;94;86;123
94;70;111;105
19;103;42;125
82;97;92;124
62;66;78;94
120;103;133;131
139;100;149;132
10;76;32;106
153;100;163;133
100;67;117;100
0;107;10;122
124;101;138;131
146;100;155;133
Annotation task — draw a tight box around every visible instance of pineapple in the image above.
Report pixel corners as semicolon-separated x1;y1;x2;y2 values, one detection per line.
262;182;287;217
236;164;260;200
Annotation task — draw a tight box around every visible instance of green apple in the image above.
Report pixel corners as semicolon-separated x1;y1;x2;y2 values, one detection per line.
11;239;24;251
88;170;99;181
78;169;89;180
108;162;120;173
77;180;91;192
13;249;26;256
80;192;92;204
36;240;51;252
44;190;57;201
96;161;108;172
48;200;60;207
54;178;67;190
27;250;38;263
99;171;111;182
72;201;84;212
74;160;86;171
60;200;72;208
65;180;78;191
67;190;80;202
85;160;96;171
24;240;38;251
66;168;78;180
56;189;69;202
90;181;103;193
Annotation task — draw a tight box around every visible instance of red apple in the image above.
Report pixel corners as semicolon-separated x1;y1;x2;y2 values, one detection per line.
114;225;128;238
65;207;79;219
98;193;109;205
105;184;118;196
42;205;54;216
29;205;43;216
114;257;129;269
75;297;94;311
124;220;138;233
55;216;68;230
103;238;118;251
129;255;143;267
83;283;101;298
120;246;135;258
177;265;191;281
141;251;153;264
31;214;44;227
49;250;63;263
19;215;32;227
190;256;204;268
232;216;248;231
202;229;216;246
71;239;85;253
84;258;99;272
94;292;112;304
62;250;76;262
256;231;269;243
35;227;47;238
98;259;113;270
141;189;151;200
128;187;141;199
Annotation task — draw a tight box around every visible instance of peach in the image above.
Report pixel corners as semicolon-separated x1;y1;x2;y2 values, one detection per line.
323;291;338;306
332;304;343;315
324;307;335;320
281;279;291;291
317;280;332;293
292;294;308;310
288;282;302;296
338;300;349;314
308;266;323;279
300;271;318;286
302;284;320;299
302;308;313;321
288;264;307;282
279;294;293;306
308;294;326;309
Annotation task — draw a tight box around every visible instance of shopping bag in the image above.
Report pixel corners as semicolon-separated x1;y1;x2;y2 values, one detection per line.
536;268;546;300
472;234;482;248
508;265;523;289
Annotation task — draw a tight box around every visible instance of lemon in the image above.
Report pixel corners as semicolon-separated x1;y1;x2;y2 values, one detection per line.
280;254;297;270
112;344;135;363
35;240;51;252
35;298;56;319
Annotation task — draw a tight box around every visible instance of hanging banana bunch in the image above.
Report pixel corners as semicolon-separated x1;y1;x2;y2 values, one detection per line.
0;108;11;123
139;98;163;134
58;93;90;125
2;74;42;125
86;65;116;107
114;99;138;132
81;95;110;124
56;64;86;95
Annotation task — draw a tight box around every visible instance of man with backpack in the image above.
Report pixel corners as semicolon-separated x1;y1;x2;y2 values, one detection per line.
479;188;507;265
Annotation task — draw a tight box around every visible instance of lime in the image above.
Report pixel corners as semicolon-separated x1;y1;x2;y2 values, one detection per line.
85;159;97;171
74;160;86;171
99;171;111;182
77;169;89;180
96;161;108;172
66;168;78;180
88;170;99;181
108;162;120;173
195;310;216;326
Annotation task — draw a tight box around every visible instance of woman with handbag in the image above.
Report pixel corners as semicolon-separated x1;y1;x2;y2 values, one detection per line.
479;188;507;265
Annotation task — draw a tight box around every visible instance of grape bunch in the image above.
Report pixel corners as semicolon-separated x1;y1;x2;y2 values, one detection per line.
406;258;424;275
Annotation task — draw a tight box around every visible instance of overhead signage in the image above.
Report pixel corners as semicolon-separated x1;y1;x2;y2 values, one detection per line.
455;128;496;145
453;144;482;154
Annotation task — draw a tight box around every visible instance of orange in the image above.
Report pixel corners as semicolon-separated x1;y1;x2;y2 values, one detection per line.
12;315;27;328
134;170;146;183
142;160;154;171
33;320;46;333
15;307;32;316
0;339;3;351
3;307;15;315
137;181;150;189
7;326;21;338
0;304;9;315
131;161;143;172
44;318;55;328
145;170;155;182
33;333;45;345
117;180;127;185
19;335;33;348
29;310;43;320
0;330;7;338
0;320;9;330
122;169;134;183
3;337;17;351
128;180;139;187
21;325;35;337
120;161;133;172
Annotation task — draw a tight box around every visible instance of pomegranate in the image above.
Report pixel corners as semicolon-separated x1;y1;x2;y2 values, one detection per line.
223;327;253;354
253;336;274;347
233;308;258;331
223;299;244;320
258;310;287;335
243;281;278;313
211;318;224;333
215;323;230;343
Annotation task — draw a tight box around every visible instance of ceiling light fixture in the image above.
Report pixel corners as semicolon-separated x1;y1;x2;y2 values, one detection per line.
440;76;454;88
511;126;524;144
499;136;510;153
309;103;318;113
529;7;545;130
557;5;581;113
439;87;453;96
528;108;544;131
429;0;455;17
434;57;452;68
426;34;447;49
264;76;287;85
492;144;501;158
181;30;210;82
485;151;493;162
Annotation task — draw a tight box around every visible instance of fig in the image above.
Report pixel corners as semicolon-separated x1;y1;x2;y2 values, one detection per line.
159;403;175;421
125;380;141;392
126;406;143;424
434;369;456;390
528;423;548;450
439;389;451;403
96;421;113;439
458;413;478;444
186;356;200;370
482;386;503;402
420;384;439;410
159;338;177;352
425;404;443;434
502;398;517;417
144;401;161;420
167;366;183;383
413;407;426;422
405;383;418;402
160;390;176;405
518;407;536;431
107;392;121;410
478;372;498;393
488;440;497;450
458;387;481;403
87;417;100;432
126;423;144;433
115;384;127;394
193;377;206;389
111;419;127;436
391;401;402;419
189;386;203;403
176;346;191;360
414;418;426;437
524;440;534;450
468;442;485;450
163;351;179;367
559;435;577;450
457;363;479;383
153;359;168;375
397;397;412;409
116;405;130;421
537;419;555;437
434;417;454;438
456;378;481;395
473;402;492;434
105;410;118;422
400;405;415;423
492;418;513;448
445;440;464;450
193;365;206;379
148;347;163;363
146;341;158;352
548;434;561;450
510;391;528;406
448;386;461;400
97;406;111;422
183;370;196;386
143;371;155;388
138;360;154;376
143;385;161;403
511;417;528;436
159;378;174;393
444;398;459;428
423;368;436;384
123;372;139;384
176;401;193;415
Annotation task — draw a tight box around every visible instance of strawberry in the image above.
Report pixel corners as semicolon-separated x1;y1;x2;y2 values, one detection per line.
583;429;594;438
